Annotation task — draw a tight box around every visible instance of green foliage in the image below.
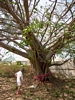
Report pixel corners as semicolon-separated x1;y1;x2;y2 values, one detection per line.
64;31;71;38
40;5;43;8
4;13;9;17
45;12;50;19
54;89;60;97
23;19;44;35
16;61;22;65
46;21;51;26
69;23;75;32
22;20;44;46
19;40;30;46
65;89;74;95
21;19;45;47
56;49;62;54
33;8;38;13
34;8;38;11
68;82;73;88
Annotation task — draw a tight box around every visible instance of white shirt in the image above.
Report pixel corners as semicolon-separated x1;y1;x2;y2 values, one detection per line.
16;71;23;83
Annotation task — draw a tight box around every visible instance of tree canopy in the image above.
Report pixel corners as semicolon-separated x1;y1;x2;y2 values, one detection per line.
0;0;75;76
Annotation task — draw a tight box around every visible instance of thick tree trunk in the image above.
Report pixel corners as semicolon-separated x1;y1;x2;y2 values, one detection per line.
31;60;54;82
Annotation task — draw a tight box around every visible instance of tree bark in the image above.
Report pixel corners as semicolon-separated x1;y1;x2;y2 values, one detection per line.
32;58;53;82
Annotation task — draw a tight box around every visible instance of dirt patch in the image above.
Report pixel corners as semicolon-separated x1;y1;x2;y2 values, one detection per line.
0;71;75;100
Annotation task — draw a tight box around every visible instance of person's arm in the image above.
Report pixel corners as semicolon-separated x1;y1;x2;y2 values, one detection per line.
15;73;17;77
20;77;23;85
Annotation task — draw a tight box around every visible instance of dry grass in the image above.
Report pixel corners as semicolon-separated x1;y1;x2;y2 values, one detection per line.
0;62;26;77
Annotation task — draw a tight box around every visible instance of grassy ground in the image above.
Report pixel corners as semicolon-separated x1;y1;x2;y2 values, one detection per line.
0;62;75;100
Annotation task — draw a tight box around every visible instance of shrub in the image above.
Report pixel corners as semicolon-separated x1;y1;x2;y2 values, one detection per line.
0;62;26;77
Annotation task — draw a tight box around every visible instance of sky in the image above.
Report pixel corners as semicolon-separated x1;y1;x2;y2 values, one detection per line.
0;48;28;61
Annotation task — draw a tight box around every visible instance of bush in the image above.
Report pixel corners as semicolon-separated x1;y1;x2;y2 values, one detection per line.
0;62;26;77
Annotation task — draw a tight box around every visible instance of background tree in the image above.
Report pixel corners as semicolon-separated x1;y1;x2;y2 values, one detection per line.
0;0;75;81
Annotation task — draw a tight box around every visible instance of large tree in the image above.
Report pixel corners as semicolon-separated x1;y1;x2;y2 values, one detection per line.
0;0;75;81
